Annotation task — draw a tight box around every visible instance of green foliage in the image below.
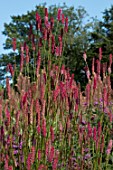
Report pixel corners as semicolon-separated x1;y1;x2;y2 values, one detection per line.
0;3;94;88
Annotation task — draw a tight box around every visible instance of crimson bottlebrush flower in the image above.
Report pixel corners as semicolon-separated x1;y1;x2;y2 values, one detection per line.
36;14;41;30
31;146;35;164
41;99;46;117
45;8;48;17
35;99;41;124
8;166;13;170
6;77;11;99
27;153;32;170
102;62;107;75
83;52;87;62
55;46;60;57
45;141;49;157
73;87;79;100
58;35;63;56
86;69;90;80
97;122;102;138
53;86;60;102
50;126;55;142
38;164;45;170
51;35;55;54
108;67;111;74
20;45;24;72
23;41;26;50
37;125;41;134
64;17;68;32
103;86;107;107
96;59;100;75
75;103;78;112
38;149;41;161
50;17;54;29
43;72;46;84
108;112;112;123
109;54;112;67
7;63;14;77
106;139;113;155
43;28;47;40
21;92;27;107
42;118;46;137
38;37;43;47
85;83;90;105
93;74;97;91
99;47;102;60
25;45;29;64
1;126;4;141
16;111;20;128
36;12;40;21
4;154;9;170
48;146;55;162
61;64;65;74
62;13;65;24
12;38;16;51
87;122;92;138
36;51;41;76
52;156;58;170
92;58;95;74
57;8;62;21
44;16;49;28
59;121;63;132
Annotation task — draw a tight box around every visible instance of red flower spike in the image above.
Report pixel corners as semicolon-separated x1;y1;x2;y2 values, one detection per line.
62;13;65;24
12;38;16;51
45;8;48;17
38;150;41;161
50;17;54;29
106;140;113;155
57;8;62;21
99;47;102;60
50;126;55;142
64;17;68;32
109;54;112;67
92;58;95;74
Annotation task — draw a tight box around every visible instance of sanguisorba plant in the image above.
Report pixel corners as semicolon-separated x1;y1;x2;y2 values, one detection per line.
0;7;113;170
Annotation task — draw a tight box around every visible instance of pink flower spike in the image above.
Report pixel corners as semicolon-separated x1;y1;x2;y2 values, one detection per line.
83;52;87;62
109;54;112;67
45;8;48;17
57;8;62;21
12;38;16;51
99;47;102;60
106;139;112;155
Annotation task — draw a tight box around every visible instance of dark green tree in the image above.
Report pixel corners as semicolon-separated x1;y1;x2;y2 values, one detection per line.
0;3;94;88
87;5;113;88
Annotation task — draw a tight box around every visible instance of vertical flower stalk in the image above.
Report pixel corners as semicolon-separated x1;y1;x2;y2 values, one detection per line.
57;8;62;21
6;77;11;99
20;45;24;73
12;38;16;51
106;139;113;169
42;118;46;137
36;51;41;77
50;126;55;142
99;47;102;61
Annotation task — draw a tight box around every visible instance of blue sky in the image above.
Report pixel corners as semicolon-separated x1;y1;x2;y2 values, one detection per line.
0;0;113;54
